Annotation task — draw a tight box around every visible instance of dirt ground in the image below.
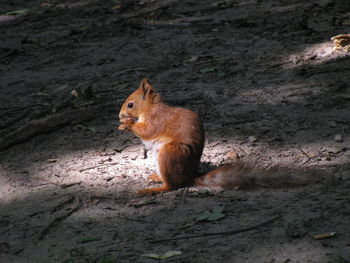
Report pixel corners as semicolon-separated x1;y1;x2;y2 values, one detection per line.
0;0;350;262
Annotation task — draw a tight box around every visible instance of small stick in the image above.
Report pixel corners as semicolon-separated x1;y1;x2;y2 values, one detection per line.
150;215;282;243
139;16;213;27
130;199;157;208
39;197;82;240
0;105;27;111
120;0;176;19
112;68;148;77
50;195;75;214
180;187;189;207
29;195;74;217
116;215;154;224
297;145;311;161
79;162;119;172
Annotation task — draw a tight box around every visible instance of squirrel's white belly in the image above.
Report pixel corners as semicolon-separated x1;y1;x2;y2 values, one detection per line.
142;139;165;175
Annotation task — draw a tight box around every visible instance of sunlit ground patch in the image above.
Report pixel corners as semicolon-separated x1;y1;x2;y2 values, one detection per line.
287;41;349;68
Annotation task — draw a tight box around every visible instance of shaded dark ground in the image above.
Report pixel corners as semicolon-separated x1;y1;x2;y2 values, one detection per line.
0;0;350;262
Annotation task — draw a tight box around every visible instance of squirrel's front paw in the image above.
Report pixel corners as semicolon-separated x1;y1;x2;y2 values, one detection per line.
118;123;130;131
118;118;134;131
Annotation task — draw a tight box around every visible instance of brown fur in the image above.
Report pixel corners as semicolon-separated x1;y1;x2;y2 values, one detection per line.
119;79;205;194
195;163;323;190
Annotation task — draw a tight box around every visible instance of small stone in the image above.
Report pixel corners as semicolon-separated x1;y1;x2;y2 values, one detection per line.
141;148;148;159
328;121;337;128
100;150;116;156
318;0;333;7
248;136;258;143
335;134;343;142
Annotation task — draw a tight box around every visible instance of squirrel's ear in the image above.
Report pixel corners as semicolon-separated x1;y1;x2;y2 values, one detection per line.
139;78;152;93
139;78;158;102
139;78;161;103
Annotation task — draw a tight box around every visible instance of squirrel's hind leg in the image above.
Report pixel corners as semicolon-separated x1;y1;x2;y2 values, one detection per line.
158;142;196;188
138;142;196;194
148;173;162;182
138;185;171;195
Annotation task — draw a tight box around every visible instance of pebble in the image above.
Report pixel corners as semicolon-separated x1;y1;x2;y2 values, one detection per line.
248;136;258;143
328;120;337;128
335;134;343;142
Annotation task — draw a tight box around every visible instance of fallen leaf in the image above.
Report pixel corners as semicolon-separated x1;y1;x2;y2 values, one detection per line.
6;8;29;15
196;205;225;222
55;84;68;91
78;237;101;243
32;92;51;97
97;256;115;263
313;232;336;240
200;67;216;74
75;124;96;133
187;56;199;63
217;71;226;78
143;250;182;260
111;5;121;10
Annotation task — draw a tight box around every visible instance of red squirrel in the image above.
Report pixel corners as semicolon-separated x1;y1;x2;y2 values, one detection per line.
118;79;320;194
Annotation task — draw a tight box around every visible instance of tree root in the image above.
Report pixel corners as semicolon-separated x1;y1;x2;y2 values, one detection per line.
0;103;114;152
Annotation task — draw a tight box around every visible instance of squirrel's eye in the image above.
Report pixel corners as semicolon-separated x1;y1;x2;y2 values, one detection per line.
127;101;134;109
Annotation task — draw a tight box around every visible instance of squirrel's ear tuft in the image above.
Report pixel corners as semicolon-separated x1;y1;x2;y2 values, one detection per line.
139;78;152;93
139;78;154;101
139;78;161;103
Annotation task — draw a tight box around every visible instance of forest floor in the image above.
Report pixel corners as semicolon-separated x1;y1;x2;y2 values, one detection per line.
0;0;350;262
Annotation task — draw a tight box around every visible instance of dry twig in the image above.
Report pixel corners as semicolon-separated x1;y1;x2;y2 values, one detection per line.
297;145;312;165
120;0;177;19
39;197;82;240
150;215;282;243
50;195;75;214
79;162;119;172
180;187;189;207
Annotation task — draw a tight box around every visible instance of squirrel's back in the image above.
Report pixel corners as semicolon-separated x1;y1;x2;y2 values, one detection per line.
153;105;204;146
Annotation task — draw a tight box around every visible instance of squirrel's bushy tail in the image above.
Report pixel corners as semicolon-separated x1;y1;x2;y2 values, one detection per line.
195;162;325;190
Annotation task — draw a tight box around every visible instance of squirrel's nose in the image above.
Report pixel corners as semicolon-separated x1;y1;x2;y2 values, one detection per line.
119;113;127;119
